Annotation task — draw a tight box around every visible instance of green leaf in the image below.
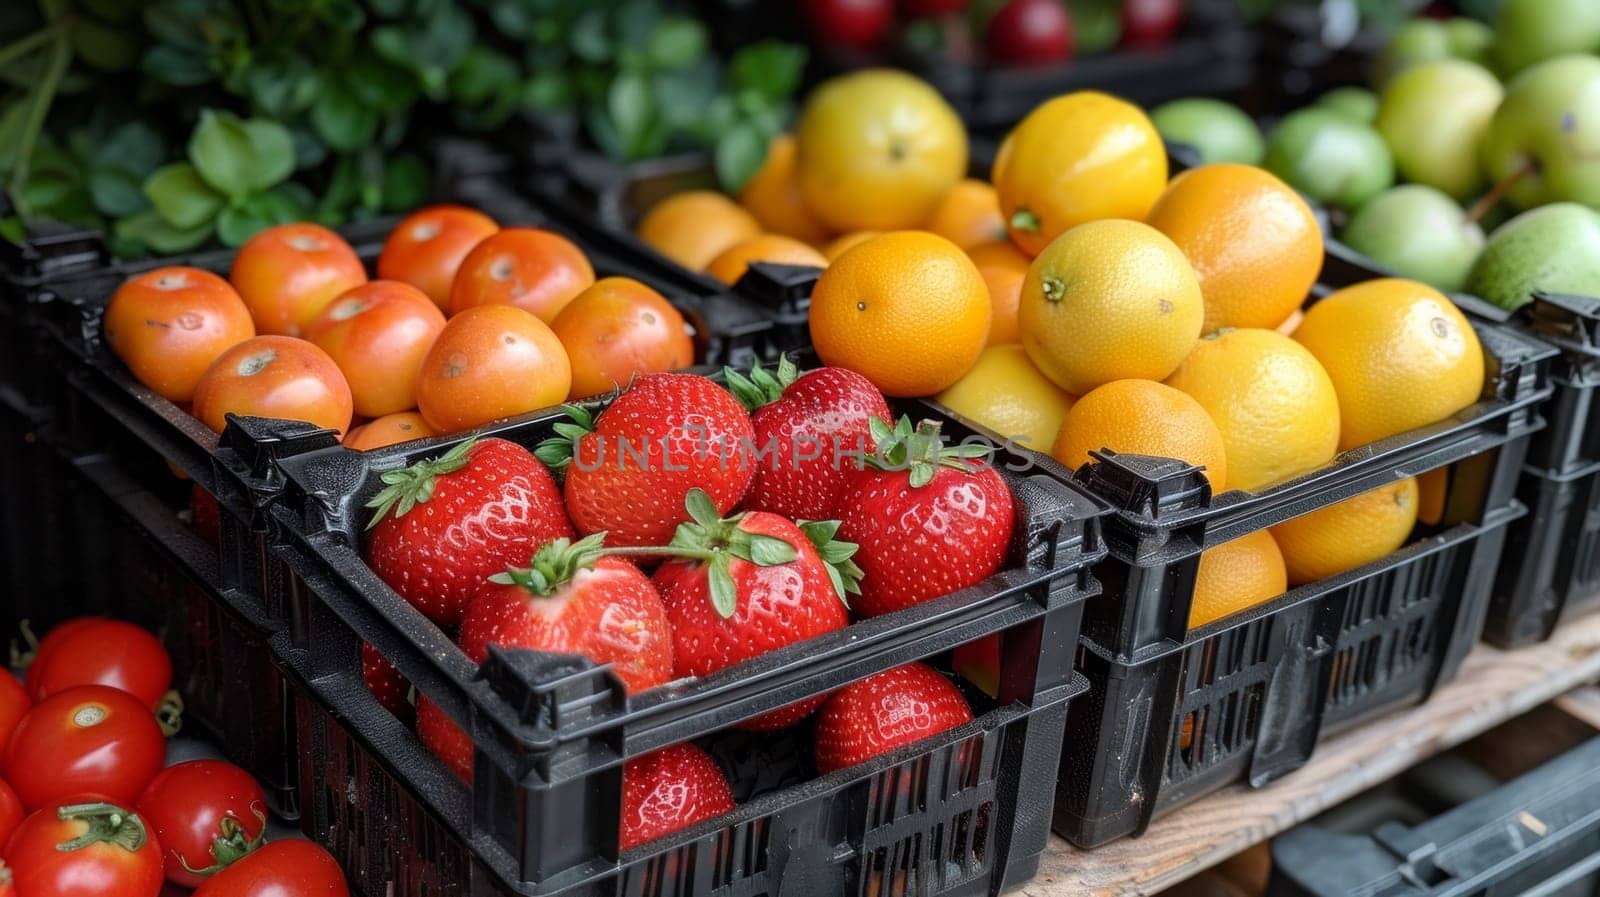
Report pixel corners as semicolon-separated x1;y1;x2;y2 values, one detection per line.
70;17;140;71
714;125;767;194
523;70;573;109
290;128;328;171
381;154;427;214
114;209;211;254
311;87;379;153
141;45;211;86
144;162;222;229
89;166;148;218
0;216;24;244
189;111;294;200
684;488;720;530
608;72;654;154
569;10;611;63
451;46;518;107
368;0;407;17
216;187;301;247
746;534;797;567
94;122;164;176
646;17;706;70
729;41;806;101
652;62;719;130
708;553;737;618
347;52;417;112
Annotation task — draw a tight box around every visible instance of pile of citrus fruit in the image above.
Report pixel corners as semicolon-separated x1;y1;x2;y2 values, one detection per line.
106;209;698;452
676;70;1491;631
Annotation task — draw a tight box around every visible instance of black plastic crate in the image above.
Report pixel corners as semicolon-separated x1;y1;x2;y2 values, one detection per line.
1269;736;1600;897
1250;7;1383;116
257;387;1106;897
1321;236;1600;648
1003;316;1556;848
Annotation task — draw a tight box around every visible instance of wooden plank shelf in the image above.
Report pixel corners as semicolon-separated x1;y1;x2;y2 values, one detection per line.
1023;610;1600;897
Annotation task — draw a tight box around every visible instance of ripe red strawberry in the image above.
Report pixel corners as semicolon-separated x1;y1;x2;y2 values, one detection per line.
363;642;412;720
814;662;974;774
417;697;472;782
725;357;891;521
654;493;859;731
835;417;1014;617
620;743;735;850
538;373;755;547
421;534;676;781
191;485;221;544
365;437;573;627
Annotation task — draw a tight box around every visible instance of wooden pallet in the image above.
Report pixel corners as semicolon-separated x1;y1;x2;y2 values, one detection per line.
1024;610;1600;897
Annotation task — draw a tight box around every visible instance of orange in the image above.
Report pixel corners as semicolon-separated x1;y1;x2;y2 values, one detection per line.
924;179;1008;249
704;234;829;285
809;231;989;397
1019;219;1203;395
822;230;880;262
1145;164;1323;333
1270;477;1419;585
1052;379;1227;490
1293;278;1484;451
934;345;1075;452
1165;328;1341;493
738;134;833;244
796;70;968;231
993;92;1168;256
1188;530;1288;629
637;191;761;270
967;240;1028;345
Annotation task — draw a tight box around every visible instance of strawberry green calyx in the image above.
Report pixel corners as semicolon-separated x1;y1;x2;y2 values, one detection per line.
798;519;863;603
178;807;267;877
490;532;610;596
532;404;596;473
365;438;478;529
662;489;797;618
54;802;149;852
723;355;800;413
865;417;990;488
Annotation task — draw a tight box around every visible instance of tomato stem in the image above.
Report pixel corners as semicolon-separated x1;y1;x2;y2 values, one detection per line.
54;802;148;853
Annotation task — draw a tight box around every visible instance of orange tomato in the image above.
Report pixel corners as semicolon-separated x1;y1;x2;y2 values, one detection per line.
305;280;447;418
551;277;697;399
191;336;354;435
416;305;572;432
448;228;595;322
104;266;255;403
344;411;438;451
377;205;498;310
229;223;367;336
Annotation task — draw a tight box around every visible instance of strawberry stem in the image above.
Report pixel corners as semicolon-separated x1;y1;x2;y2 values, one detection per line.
864;417;990;488
723;355;800;413
533;404;596;475
364;437;479;529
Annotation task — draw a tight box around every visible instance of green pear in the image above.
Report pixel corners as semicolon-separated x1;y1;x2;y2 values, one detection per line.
1264;108;1395;210
1316;87;1379;124
1150;98;1265;166
1445;18;1495;66
1341;186;1485;292
1493;0;1600;77
1480;54;1600;211
1466;202;1600;309
1376;59;1502;200
1372;17;1493;86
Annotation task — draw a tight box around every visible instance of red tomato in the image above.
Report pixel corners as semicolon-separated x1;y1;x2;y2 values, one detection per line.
191;839;350;897
23;618;95;698
2;794;164;897
551;277;696;399
0;779;22;846
3;686;166;810
804;0;894;48
305;281;447;418
104;267;256;403
414;305;571;433
448;228;595;322
191;336;355;436
0;858;13;897
27;620;172;710
343;411;438;451
987;0;1075;63
377;205;499;310
1121;0;1184;46
136;760;266;887
0;675;25;755
230;223;368;337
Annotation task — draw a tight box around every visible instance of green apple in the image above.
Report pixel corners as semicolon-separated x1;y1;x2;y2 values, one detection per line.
1264;108;1395;210
1466;202;1600;309
1371;17;1493;86
1481;54;1600;210
1376;59;1502;201
1493;0;1600;77
1316;87;1379;124
1150;98;1265;166
1340;186;1485;292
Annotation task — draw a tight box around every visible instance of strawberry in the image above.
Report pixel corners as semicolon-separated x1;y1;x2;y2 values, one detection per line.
653;491;860;730
416;698;472;782
421;533;677;781
814;662;974;774
537;373;755;547
620;743;735;850
724;356;891;520
365;437;573;627
362;642;412;720
834;417;1014;618
191;485;221;544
